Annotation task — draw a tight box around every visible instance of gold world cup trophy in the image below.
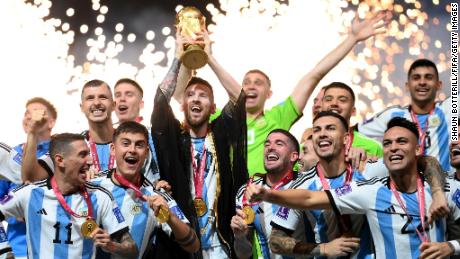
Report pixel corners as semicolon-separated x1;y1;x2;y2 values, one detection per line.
175;6;208;69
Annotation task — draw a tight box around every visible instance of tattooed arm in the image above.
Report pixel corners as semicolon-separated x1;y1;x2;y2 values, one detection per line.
92;228;138;259
270;227;359;257
418;156;450;221
159;30;185;102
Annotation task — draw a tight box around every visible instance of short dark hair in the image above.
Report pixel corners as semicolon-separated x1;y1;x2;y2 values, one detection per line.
385;117;419;141
185;77;214;100
268;129;300;154
81;79;112;100
26;97;58;120
323;82;355;104
408;59;439;80
113;121;149;143
313;111;349;130
245;69;271;87
49;133;85;163
114;78;144;98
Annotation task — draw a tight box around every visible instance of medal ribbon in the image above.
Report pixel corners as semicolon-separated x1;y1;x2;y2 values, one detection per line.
51;176;94;219
344;130;355;157
88;133;115;172
390;175;429;243
191;142;207;199
113;171;146;202
243;171;294;206
409;106;435;155
317;163;353;235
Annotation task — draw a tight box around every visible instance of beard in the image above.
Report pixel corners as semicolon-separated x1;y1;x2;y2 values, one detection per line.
184;110;210;129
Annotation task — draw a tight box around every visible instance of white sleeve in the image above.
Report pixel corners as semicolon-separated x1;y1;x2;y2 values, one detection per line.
447;178;460;221
0;224;12;259
0;145;22;184
0;185;30;219
98;193;129;236
157;191;189;236
358;107;400;141
327;180;374;215
270;206;302;233
362;159;388;179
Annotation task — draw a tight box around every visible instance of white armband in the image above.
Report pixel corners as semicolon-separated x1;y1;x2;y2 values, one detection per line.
448;240;460;255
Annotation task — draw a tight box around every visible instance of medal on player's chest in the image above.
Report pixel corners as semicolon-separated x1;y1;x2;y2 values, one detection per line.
194;198;207;217
114;171;170;223
51;177;98;239
81;218;97;238
191;141;209;217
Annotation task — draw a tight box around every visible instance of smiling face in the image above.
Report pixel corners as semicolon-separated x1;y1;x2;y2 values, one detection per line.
383;126;419;174
182;83;215;129
298;138;319;171
80;85;114;123
263;132;298;174
312;116;348;161
114;82;144;123
321;87;355;122
450;142;460;169
111;132;148;181
242;72;272;115
56;140;92;187
406;66;441;107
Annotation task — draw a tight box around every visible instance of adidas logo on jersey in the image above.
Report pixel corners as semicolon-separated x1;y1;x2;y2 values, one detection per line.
383;205;396;214
36;208;47;215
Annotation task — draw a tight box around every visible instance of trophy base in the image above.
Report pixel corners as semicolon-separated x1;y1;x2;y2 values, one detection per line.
182;45;208;70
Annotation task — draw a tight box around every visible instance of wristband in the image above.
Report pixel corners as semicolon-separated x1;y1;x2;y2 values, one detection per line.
448;240;460;255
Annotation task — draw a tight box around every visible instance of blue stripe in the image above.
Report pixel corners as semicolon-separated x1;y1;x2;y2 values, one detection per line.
253;207;270;259
130;188;151;251
95;144;111;171
375;187;397;259
54;195;72;259
402;193;421;259
82;193;98;259
435;219;444;242
28;188;45;259
434;108;450;171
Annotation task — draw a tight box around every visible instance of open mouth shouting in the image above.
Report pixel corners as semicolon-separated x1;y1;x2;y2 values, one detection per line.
124;155;139;168
117;104;129;114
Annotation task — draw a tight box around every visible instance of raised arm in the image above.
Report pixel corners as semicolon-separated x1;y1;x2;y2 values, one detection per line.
22;110;51;182
172;65;193;104
159;30;186;103
417;156;450;222
246;183;331;210
290;10;390;111
203;31;241;103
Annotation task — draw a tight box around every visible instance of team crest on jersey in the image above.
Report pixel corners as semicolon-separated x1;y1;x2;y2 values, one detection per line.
276;207;290;220
335;184;352;197
113;207;125;223
0;194;13;205
130;203;142;215
429;116;440;127
453;190;460;209
78;208;89;217
170;206;186;220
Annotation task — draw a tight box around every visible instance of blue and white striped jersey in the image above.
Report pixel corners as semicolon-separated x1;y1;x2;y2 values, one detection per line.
235;174;305;259
328;176;460;259
0;223;13;259
271;167;373;259
358;97;452;171
0;178;128;259
91;170;188;259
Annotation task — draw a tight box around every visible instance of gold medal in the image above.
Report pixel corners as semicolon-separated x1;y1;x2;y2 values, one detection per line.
242;206;255;225
81;218;97;238
156;205;170;224
194;198;208;217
